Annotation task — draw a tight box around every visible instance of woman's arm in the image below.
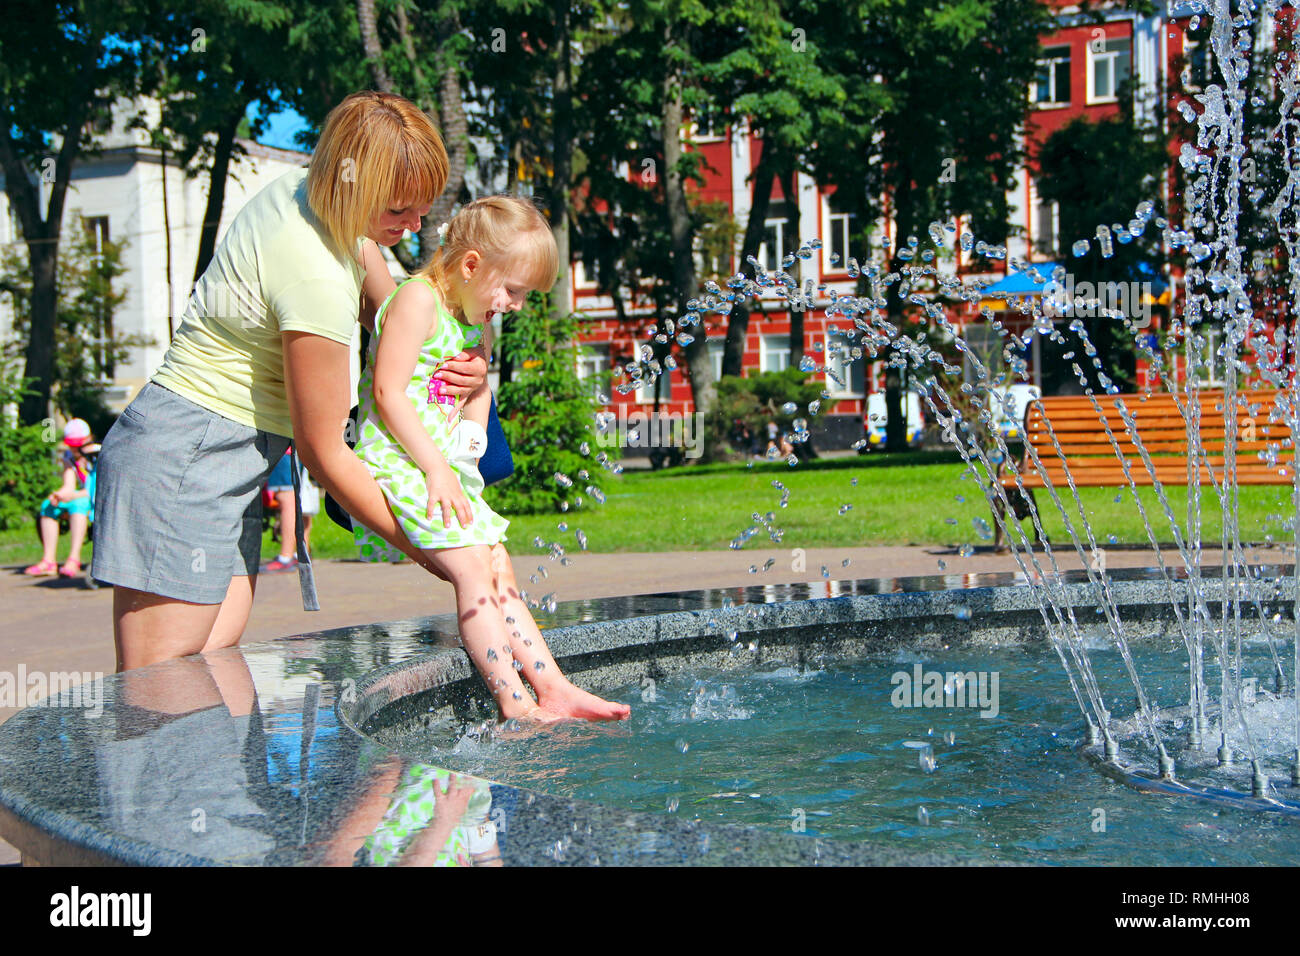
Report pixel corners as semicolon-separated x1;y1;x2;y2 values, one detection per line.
359;240;396;334
281;330;447;577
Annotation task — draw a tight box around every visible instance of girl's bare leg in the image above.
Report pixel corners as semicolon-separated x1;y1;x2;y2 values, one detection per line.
425;544;549;720
488;544;630;721
67;513;88;563
38;515;59;564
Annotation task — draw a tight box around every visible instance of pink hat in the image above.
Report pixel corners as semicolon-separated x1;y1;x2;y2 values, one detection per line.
63;419;91;448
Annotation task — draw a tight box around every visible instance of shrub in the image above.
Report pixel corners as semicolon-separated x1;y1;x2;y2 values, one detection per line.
486;292;605;516
705;367;835;460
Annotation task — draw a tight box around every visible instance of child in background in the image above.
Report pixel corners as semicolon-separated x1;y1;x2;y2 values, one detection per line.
25;419;97;578
352;195;629;723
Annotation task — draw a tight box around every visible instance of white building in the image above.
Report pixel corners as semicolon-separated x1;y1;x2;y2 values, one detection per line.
0;100;377;415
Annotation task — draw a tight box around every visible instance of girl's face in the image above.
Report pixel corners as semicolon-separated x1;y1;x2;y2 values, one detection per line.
367;200;432;246
457;252;533;325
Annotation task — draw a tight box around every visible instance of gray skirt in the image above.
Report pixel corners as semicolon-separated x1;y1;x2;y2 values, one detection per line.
91;382;316;608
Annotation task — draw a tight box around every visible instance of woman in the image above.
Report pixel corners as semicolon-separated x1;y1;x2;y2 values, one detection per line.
93;91;486;671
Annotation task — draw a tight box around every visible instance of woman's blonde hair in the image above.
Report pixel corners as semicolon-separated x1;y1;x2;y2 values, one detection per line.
306;91;448;258
419;195;559;309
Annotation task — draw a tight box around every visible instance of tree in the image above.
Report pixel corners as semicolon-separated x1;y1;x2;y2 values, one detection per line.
1036;88;1167;394
488;291;603;515
0;0;158;424
0;216;150;437
148;0;298;284
810;0;1050;450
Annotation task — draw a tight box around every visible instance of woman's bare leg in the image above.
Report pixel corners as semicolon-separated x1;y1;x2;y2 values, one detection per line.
202;574;258;653
114;587;222;672
488;544;630;721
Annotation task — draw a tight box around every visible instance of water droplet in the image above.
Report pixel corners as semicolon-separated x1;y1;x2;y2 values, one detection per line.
781;401;797;414
1072;239;1090;258
953;604;972;621
534;660;546;671
666;797;679;813
676;738;690;754
917;805;931;824
486;648;498;662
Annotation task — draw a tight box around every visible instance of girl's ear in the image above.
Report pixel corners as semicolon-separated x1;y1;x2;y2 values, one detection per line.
461;250;481;282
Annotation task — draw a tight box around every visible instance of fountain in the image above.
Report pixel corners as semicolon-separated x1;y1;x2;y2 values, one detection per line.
1;0;1299;865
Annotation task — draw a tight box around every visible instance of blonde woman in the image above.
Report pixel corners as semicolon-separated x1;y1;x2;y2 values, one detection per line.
93;91;487;671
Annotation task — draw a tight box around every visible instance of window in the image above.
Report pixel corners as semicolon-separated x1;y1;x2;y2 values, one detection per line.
708;337;726;380
760;334;790;373
1033;45;1072;106
825;333;865;396
1034;198;1058;256
689;105;727;142
757;200;796;273
1198;328;1226;387
576;345;610;401
82;216;113;380
3;199;20;243
1088;37;1131;103
825;193;856;271
1183;36;1213;91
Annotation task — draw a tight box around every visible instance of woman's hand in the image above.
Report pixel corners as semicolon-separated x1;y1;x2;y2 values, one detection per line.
432;349;488;397
425;461;473;530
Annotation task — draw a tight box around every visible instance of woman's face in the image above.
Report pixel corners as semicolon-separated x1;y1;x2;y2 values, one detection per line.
367;201;432;246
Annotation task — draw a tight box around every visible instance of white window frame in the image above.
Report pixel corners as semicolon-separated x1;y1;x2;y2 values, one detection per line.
576;346;610;401
824;332;865;397
1087;37;1129;105
758;218;789;274
1032;45;1072;107
708;337;727;380
1034;197;1059;257
760;334;791;373
825;198;855;274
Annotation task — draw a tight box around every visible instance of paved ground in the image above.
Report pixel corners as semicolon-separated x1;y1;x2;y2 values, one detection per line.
0;541;1289;864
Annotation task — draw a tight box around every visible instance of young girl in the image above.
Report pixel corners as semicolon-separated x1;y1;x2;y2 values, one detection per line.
352;195;630;723
25;418;97;578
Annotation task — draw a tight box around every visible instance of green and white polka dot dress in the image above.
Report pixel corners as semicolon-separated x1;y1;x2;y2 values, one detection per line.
353;277;509;561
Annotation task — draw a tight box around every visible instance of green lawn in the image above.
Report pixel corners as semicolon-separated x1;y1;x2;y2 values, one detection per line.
3;451;1289;568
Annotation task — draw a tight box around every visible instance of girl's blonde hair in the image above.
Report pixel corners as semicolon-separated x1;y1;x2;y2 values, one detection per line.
418;195;558;308
306;91;448;258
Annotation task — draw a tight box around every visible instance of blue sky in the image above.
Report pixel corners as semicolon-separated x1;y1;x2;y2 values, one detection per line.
246;102;313;152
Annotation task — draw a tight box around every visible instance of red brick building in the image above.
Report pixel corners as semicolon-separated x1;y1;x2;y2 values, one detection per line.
564;2;1252;435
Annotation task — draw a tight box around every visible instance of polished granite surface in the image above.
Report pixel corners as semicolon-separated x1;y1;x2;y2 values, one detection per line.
0;567;1280;866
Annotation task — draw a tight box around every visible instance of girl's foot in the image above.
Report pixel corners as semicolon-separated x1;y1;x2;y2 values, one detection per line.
24;559;57;576
537;682;631;722
58;559;82;578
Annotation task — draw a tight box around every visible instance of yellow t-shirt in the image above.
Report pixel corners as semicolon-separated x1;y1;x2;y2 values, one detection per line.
152;168;363;438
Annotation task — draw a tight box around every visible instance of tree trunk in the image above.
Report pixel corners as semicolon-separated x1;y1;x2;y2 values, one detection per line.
721;144;776;378
782;167;804;370
549;0;573;319
20;242;58;424
357;0;393;91
1;113;81;424
661;46;712;422
193;112;241;284
885;178;913;453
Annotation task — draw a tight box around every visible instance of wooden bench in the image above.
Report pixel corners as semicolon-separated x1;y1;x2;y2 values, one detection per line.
993;389;1293;549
